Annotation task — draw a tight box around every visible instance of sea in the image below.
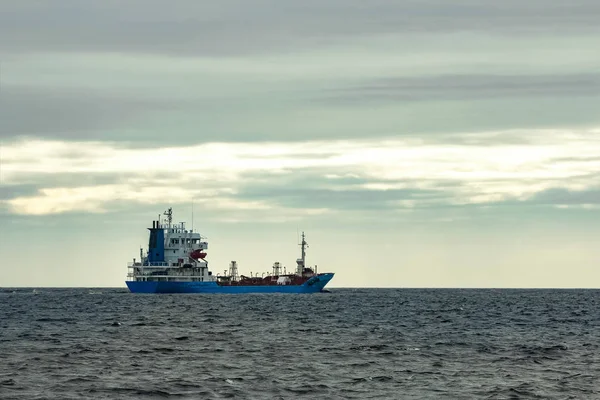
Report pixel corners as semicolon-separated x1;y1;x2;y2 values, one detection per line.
1;288;598;399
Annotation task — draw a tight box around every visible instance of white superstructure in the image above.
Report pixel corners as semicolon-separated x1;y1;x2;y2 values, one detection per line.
127;208;216;282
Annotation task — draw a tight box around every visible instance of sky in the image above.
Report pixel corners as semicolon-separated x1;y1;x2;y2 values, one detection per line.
1;0;599;288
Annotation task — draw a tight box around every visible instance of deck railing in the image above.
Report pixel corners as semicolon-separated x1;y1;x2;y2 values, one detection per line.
127;261;170;267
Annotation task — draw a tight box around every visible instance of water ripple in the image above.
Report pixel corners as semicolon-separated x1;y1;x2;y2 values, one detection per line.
0;288;599;399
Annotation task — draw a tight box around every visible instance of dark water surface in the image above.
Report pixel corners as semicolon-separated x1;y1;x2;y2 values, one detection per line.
1;289;599;399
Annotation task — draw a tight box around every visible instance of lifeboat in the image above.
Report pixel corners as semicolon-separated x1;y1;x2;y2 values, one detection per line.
190;250;207;260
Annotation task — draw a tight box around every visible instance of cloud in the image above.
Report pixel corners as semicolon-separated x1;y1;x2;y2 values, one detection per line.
1;0;598;56
0;183;40;200
4;72;596;140
2;128;599;218
2;34;598;144
2;0;598;147
0;84;172;137
324;73;600;105
1;1;599;218
527;187;600;206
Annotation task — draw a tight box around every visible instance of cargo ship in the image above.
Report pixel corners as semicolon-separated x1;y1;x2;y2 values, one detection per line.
126;208;334;293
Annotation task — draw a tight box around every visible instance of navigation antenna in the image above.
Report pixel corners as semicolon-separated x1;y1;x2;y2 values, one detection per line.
164;207;173;228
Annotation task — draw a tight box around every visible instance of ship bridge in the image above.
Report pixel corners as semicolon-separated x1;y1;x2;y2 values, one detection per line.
127;208;214;283
163;221;208;262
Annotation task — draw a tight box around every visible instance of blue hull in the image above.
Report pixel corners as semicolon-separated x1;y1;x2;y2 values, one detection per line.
126;273;334;294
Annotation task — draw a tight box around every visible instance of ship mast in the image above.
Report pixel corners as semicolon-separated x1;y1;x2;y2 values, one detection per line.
301;232;307;266
296;232;308;275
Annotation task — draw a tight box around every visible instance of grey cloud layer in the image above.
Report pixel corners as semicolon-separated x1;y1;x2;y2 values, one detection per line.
2;0;599;144
3;74;599;143
326;74;600;104
2;0;599;56
0;85;168;137
528;187;600;206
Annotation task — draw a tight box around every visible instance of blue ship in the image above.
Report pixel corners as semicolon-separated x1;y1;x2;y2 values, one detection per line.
126;208;334;294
